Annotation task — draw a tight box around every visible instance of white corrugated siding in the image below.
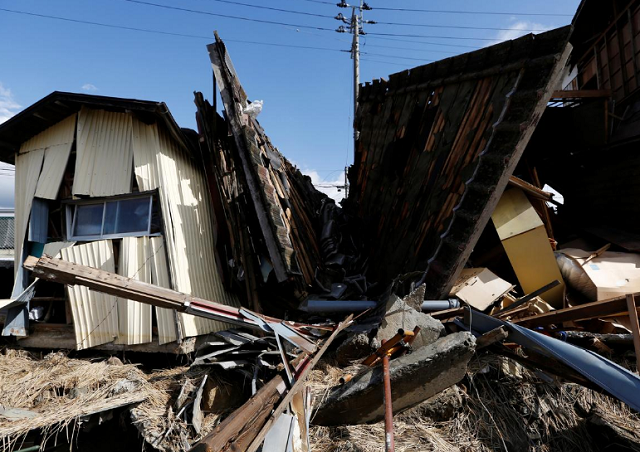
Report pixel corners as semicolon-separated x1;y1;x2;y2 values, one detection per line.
42;241;75;258
115;237;153;345
74;107;133;196
33;114;76;200
19;114;76;153
132;119;240;337
60;240;119;350
148;236;177;344
13;149;44;279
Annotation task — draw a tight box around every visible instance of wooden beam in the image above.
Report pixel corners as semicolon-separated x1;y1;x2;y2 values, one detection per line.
550;89;612;99
476;326;509;350
246;315;353;452
515;293;640;328
15;323;195;354
626;294;640;373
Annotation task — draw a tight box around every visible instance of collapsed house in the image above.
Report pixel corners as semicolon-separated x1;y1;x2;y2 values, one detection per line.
0;93;241;351
3;0;640;450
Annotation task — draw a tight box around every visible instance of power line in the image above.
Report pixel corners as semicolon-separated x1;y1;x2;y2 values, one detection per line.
367;31;497;41
372;20;548;32
201;0;334;19
124;0;335;31
361;51;433;63
369;5;573;17
0;7;344;52
361;42;459;55
297;0;335;5
365;35;479;49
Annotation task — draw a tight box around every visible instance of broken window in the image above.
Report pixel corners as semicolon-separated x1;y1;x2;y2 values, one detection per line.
65;192;161;241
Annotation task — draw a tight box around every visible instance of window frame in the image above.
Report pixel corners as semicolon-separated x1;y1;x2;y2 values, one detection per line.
64;191;161;242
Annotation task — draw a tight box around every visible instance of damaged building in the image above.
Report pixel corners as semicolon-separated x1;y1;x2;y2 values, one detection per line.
3;0;640;450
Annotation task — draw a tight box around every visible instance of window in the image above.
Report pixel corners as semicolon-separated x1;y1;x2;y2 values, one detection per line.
65;193;161;241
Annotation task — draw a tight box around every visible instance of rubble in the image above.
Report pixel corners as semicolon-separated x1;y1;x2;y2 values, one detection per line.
313;332;475;425
375;291;445;351
4;2;640;451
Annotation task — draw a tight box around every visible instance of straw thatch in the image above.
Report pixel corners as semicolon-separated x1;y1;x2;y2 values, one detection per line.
0;349;152;451
308;353;640;452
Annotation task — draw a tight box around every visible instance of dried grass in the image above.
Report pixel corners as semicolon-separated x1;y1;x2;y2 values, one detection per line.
0;349;152;451
308;353;640;452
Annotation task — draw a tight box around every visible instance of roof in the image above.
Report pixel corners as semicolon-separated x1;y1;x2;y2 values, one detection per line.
349;26;573;299
569;0;629;64
0;91;194;164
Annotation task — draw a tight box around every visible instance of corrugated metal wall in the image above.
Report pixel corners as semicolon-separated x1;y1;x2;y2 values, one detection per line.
115;236;153;345
12;107;238;347
132;119;240;337
74;107;133;196
13;114;76;292
60;240;119;350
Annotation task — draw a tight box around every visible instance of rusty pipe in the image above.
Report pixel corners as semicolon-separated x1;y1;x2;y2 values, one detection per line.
381;339;395;452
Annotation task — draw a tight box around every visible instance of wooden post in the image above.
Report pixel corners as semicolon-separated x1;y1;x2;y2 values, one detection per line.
625;293;640;373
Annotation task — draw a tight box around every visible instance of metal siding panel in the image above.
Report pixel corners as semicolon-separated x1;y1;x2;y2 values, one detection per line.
60;241;119;350
19;114;76;154
74;107;133;196
131;119;239;339
148;236;177;344
35;143;72;200
115;237;153;345
42;241;75;258
13;148;44;279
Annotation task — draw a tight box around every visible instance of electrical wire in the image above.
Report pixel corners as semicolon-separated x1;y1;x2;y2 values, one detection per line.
369;5;573;17
365;35;479;49
0;7;345;53
201;0;334;19
372;20;548;32
124;0;335;31
361;51;433;62
367;31;497;41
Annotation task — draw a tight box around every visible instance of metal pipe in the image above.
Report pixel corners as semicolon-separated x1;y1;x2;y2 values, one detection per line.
421;299;460;312
381;339;395;452
300;299;377;313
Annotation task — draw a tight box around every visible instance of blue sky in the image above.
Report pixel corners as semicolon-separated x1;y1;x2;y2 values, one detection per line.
0;0;581;205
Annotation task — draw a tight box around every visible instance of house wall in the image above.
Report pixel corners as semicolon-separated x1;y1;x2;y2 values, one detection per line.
10;106;238;349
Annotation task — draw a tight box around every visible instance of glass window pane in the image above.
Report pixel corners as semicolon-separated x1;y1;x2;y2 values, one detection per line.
102;201;118;235
73;204;104;237
115;198;150;234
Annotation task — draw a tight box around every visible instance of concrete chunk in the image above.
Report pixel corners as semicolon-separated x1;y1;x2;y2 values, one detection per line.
376;290;445;350
313;332;476;425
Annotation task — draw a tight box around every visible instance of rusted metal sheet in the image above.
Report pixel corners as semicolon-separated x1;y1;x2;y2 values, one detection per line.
349;27;573;299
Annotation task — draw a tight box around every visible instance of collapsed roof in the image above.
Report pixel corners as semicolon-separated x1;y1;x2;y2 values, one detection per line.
347;26;573;300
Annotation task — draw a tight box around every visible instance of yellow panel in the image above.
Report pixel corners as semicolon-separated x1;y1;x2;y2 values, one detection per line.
501;226;565;307
60;241;119;350
19;114;76;154
492;188;544;241
115;237;153;345
74;107;133;196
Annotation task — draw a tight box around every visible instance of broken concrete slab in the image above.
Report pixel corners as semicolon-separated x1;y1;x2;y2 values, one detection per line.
336;333;378;366
376;292;445;350
313;332;475;425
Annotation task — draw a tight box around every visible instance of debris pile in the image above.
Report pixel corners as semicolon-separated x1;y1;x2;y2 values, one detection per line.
3;2;640;450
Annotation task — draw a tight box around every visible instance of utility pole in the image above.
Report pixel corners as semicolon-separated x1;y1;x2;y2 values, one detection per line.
336;1;373;159
352;4;360;125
